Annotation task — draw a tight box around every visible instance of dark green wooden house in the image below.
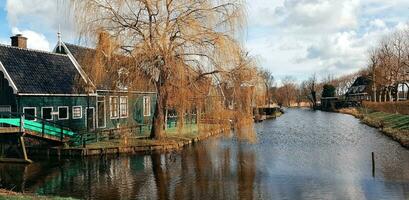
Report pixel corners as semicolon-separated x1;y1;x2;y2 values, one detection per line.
0;34;156;135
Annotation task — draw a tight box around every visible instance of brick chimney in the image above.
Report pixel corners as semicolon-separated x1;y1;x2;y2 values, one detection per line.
10;34;27;49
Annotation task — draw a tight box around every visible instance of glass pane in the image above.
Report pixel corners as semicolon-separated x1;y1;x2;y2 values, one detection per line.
59;107;68;119
24;108;35;120
42;108;52;120
98;101;105;127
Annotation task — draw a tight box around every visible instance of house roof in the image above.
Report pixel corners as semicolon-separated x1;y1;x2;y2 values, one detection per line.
60;43;96;64
346;76;371;96
57;42;156;92
0;44;86;94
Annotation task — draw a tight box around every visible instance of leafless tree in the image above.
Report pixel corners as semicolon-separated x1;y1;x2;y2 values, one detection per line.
72;0;249;139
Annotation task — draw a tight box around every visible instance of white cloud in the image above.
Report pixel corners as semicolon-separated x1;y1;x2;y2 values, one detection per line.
245;0;409;82
369;19;386;29
6;0;75;41
11;27;50;51
0;38;8;46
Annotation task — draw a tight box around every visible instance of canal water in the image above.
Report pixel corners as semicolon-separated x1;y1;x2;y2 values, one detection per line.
1;109;409;199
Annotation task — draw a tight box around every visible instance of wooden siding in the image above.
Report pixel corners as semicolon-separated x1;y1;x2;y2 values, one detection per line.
17;96;93;131
0;71;17;111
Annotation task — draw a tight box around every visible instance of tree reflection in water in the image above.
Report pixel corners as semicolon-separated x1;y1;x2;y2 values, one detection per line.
1;110;409;199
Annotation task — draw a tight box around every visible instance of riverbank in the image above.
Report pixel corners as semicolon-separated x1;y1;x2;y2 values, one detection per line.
27;124;230;158
338;108;409;148
0;189;76;200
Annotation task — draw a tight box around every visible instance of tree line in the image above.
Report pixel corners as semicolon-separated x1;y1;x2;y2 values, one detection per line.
367;27;409;102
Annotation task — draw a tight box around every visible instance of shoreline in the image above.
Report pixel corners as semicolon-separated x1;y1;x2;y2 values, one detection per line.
26;127;230;159
337;108;409;149
0;189;76;200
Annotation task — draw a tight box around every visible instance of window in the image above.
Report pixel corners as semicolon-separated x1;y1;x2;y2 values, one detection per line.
41;107;53;120
0;105;11;112
120;96;128;118
58;106;69;120
110;96;119;119
23;107;36;121
72;106;82;119
143;96;151;116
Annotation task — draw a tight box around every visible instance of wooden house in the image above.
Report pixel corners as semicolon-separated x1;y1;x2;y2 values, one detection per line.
345;76;372;102
0;34;156;136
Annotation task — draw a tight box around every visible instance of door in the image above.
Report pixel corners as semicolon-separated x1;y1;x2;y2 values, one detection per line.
97;97;106;128
86;107;95;131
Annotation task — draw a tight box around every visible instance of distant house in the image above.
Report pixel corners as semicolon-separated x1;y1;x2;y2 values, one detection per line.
345;76;372;102
0;34;156;135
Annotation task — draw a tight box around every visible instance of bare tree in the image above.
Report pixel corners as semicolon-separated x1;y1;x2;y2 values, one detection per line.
258;68;274;106
304;74;318;109
73;0;246;139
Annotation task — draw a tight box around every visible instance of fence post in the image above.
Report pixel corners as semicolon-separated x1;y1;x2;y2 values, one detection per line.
42;119;45;137
20;113;25;133
60;127;64;141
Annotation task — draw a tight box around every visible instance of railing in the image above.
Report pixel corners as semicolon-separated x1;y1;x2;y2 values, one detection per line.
167;113;197;128
70;125;145;147
0;112;76;142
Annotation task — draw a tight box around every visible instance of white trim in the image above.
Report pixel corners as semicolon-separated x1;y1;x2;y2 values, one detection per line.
17;93;97;97
59;42;96;90
0;61;18;94
72;106;83;119
97;96;106;128
143;96;151;117
120;96;128;118
23;107;37;121
109;96;119;119
57;106;69;120
41;107;53;121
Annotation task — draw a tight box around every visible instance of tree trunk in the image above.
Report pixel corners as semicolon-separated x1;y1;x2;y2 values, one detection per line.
176;108;185;133
373;86;377;102
389;90;393;102
150;85;166;140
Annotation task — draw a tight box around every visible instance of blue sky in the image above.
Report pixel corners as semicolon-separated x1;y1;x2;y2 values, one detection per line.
1;0;409;83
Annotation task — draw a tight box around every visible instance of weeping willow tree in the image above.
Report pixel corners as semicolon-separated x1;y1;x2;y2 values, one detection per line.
72;0;259;140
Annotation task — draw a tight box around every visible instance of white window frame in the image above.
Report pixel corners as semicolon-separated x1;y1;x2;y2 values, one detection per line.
23;107;36;121
97;97;106;128
41;107;53;121
143;96;151;117
0;105;11;112
58;106;69;120
110;96;119;119
72;106;83;119
120;96;128;118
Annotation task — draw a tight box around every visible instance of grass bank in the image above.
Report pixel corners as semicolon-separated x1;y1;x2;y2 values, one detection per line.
0;189;76;200
338;108;409;148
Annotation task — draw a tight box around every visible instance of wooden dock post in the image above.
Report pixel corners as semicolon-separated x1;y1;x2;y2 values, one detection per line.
372;152;375;177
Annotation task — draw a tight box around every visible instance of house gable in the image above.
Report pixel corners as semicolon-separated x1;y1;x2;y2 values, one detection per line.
0;44;88;95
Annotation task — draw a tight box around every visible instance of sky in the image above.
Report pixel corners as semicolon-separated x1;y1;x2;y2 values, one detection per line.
1;0;409;83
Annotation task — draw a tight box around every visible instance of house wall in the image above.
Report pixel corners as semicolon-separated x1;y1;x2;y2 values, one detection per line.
0;71;16;111
15;92;157;134
17;95;94;131
97;92;156;131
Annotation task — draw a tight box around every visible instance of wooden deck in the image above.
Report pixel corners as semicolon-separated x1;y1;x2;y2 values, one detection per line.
0;158;32;164
0;127;20;134
0;127;66;143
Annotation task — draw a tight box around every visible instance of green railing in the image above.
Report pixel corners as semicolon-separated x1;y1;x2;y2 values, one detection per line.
0;112;76;142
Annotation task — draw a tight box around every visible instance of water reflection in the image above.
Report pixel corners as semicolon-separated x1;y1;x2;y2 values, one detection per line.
0;109;409;200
